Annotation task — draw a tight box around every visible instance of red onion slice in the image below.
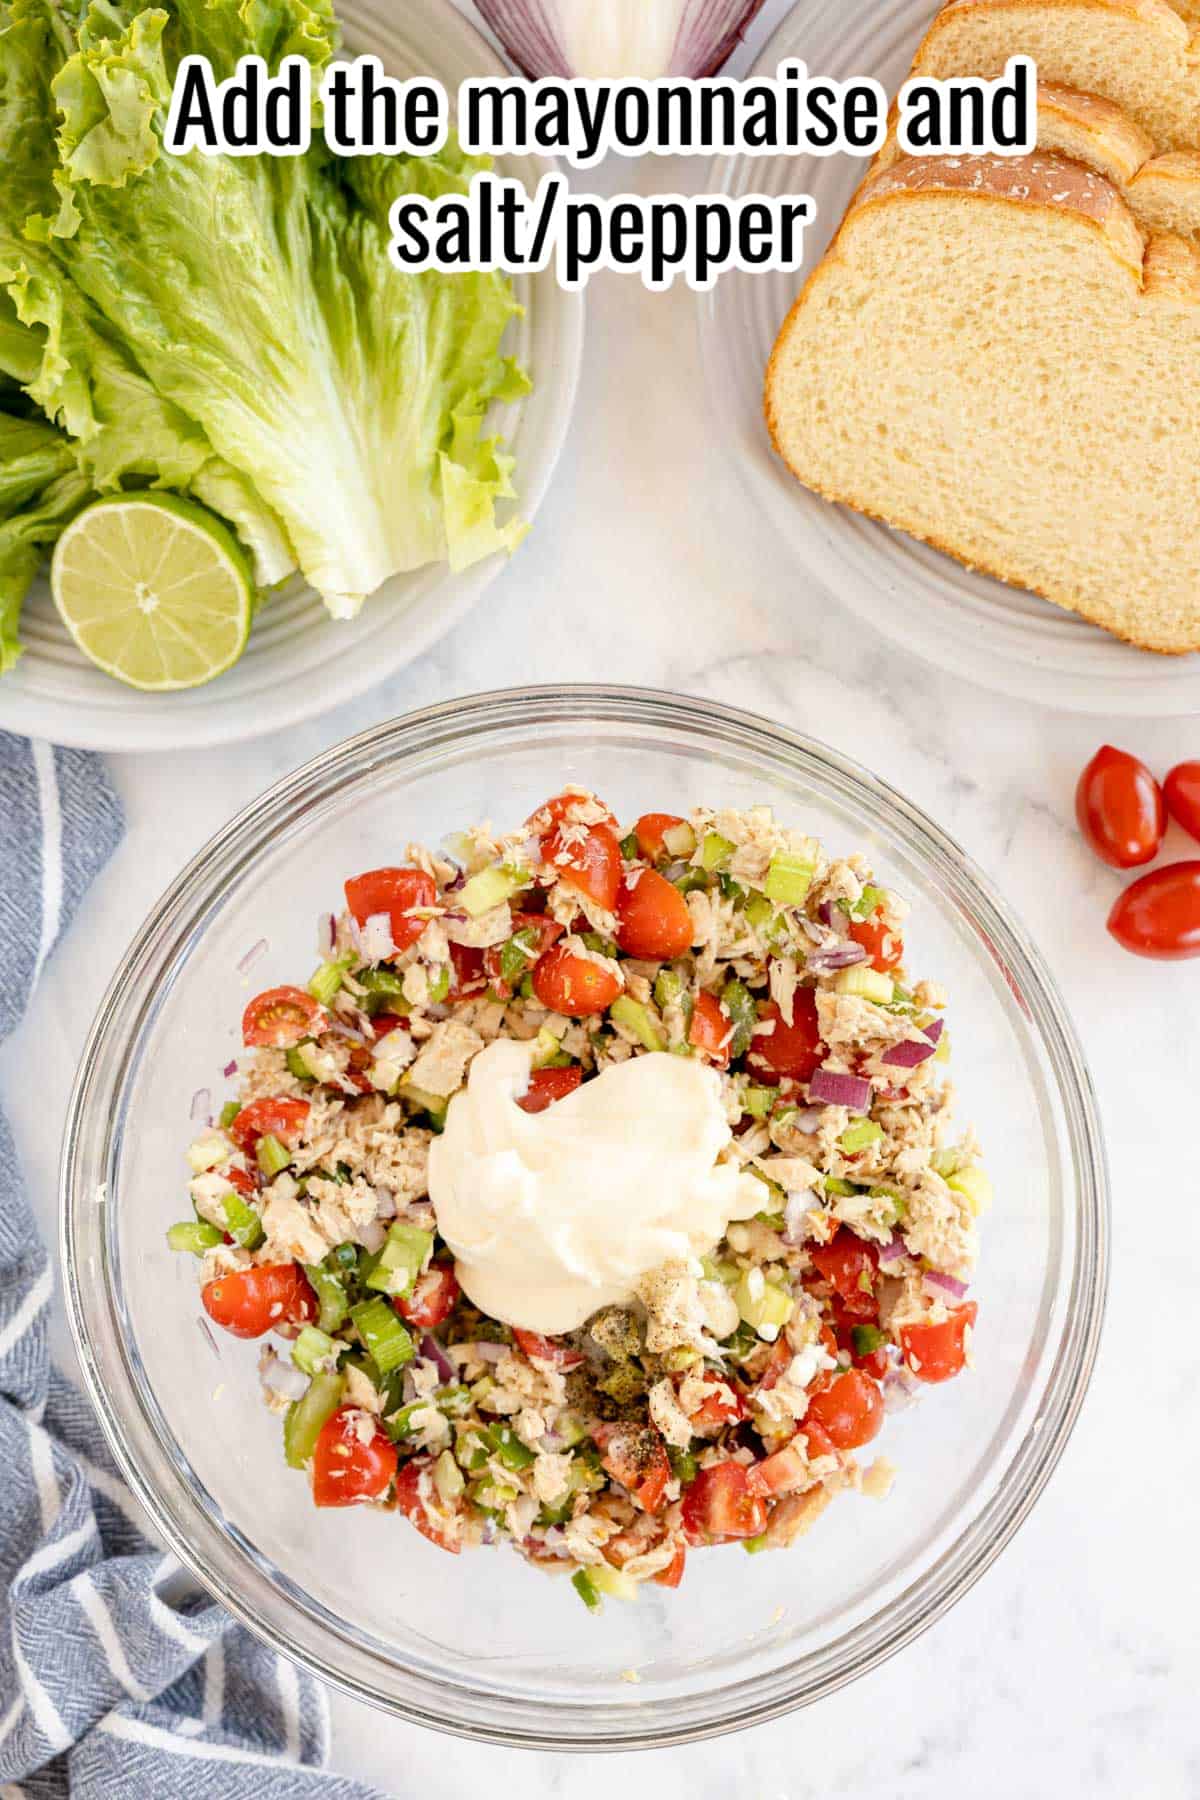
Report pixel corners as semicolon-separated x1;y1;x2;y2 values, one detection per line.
924;1269;969;1301
316;912;336;958
877;1230;909;1265
809;1067;873;1112
881;1036;936;1069
806;940;868;975
420;1334;457;1385
222;1059;238;1080
190;1086;211;1123
237;938;267;976
924;1019;945;1046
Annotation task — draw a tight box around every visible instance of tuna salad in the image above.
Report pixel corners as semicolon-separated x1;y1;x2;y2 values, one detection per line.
173;789;988;1607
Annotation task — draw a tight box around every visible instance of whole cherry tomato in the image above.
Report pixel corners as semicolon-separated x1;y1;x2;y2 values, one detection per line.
201;1263;316;1339
344;867;436;954
1107;861;1200;960
242;986;328;1049
1163;762;1200;846
1075;746;1164;869
312;1409;397;1507
615;868;693;959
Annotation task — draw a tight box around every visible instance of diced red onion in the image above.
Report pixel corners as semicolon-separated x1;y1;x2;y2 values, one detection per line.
420;1335;456;1384
358;1219;388;1255
882;1036;937;1070
325;1017;368;1045
316;912;336;958
237;938;267;976
356;911;396;963
374;1188;398;1221
924;1019;945;1046
877;1231;909;1265
924;1269;969;1300
806;940;868;975
480;1516;497;1546
809;1067;873;1112
260;1350;309;1402
783;1192;810;1245
451;1340;508;1365
222;1059;238;1080
786;1105;825;1133
190;1087;211;1123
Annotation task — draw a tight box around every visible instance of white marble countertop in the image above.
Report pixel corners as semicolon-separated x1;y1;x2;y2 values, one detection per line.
3;1;1197;1791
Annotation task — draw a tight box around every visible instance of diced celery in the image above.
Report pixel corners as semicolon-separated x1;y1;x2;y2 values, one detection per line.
742;1532;771;1554
824;1175;858;1196
187;1132;229;1174
851;1324;887;1357
572;1569;602;1612
590;1564;638;1603
699;830;735;871
284;1046;314;1082
719;872;746;904
471;1479;518;1510
734;1270;795;1335
555;1410;591;1448
743;891;789;949
166;1220;223;1255
427;964;451;1004
947;1165;992;1215
364;1222;432;1299
350;1297;415;1374
460;863;530;918
743;1084;776;1118
833;966;894;1004
219;1101;241;1131
222;1190;264;1250
721;978;758;1059
256;1133;292;1178
654;968;684;1011
839;1119;884;1154
764;851;816;907
934;1029;951;1064
384;1402;423;1443
293;1325;338;1376
283;1370;344;1469
454;1427;494;1472
308;957;352;1006
580;932;618;958
398;1079;452;1127
931;1148;961;1178
498;926;540;986
609;995;665;1052
661;821;697;858
530;1026;563;1069
434;1449;466;1504
304;1264;349;1334
848;885;887;921
672;867;709;896
668;1445;698;1486
869;1184;908;1224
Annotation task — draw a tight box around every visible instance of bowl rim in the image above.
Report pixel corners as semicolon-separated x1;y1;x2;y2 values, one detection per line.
60;682;1110;1750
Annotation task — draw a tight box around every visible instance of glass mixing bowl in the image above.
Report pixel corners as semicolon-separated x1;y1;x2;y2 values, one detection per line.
61;685;1108;1749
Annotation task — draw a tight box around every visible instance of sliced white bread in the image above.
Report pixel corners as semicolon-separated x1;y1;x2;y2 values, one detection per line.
908;0;1200;151
765;153;1200;653
874;81;1200;241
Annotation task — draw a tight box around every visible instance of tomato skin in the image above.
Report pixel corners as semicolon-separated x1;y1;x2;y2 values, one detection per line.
1164;761;1200;846
848;915;904;974
201;1263;316;1339
808;1228;879;1319
242;986;328;1049
393;1459;461;1552
593;1425;672;1514
395;1265;461;1331
686;990;731;1067
681;1462;767;1544
1076;746;1165;870
517;1065;583;1114
804;1368;884;1451
653;1545;687;1588
746;989;824;1083
226;1165;257;1198
543;822;623;912
344;867;436;954
312;1408;398;1507
228;1096;310;1156
483;912;563;994
512;1328;584;1371
899;1302;977;1383
616;868;694;960
531;943;621;1016
634;812;686;861
1107;861;1200;960
684;1372;745;1431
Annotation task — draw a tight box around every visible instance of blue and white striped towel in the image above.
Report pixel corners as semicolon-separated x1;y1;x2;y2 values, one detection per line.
0;732;384;1798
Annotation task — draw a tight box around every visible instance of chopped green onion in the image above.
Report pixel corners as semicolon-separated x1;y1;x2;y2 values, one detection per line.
427;964;451;1004
499;926;540;986
721;978;758;1059
283;1369;344;1469
764;851;816;907
304;1263;350;1334
166;1220;223;1255
219;1100;240;1130
833;966;894;1004
256;1133;292;1179
350;1297;414;1375
839;1119;884;1154
580;932;619;958
364;1221;433;1299
699;830;735;871
293;1325;338;1376
851;1324;887;1357
459;863;530;918
384;1402;423;1442
308;957;352;1006
653;968;684;1011
454;1427;494;1472
719;872;746;903
571;1569;602;1612
222;1190;264;1250
609;995;665;1052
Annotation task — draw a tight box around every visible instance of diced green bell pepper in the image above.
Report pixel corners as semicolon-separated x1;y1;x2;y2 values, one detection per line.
721;978;758;1059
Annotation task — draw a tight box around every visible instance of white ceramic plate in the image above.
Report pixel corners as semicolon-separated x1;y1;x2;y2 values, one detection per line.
698;0;1200;716
0;0;583;752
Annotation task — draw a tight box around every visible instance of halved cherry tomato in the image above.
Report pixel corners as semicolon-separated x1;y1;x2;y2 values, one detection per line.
808;1228;879;1319
754;1336;794;1394
512;1328;585;1371
531;943;622;1016
593;1424;672;1514
543;822;623;912
615;868;694;960
226;1166;257;1198
899;1302;978;1383
526;791;618;836
688;990;731;1067
344;867;436;955
448;943;486;1000
1107;861;1200;960
228;1096;310;1156
395;1265;461;1331
653;1544;687;1588
804;1368;884;1450
393;1459;461;1552
1164;761;1200;846
242;986;328;1049
201;1262;316;1339
746;988;824;1084
799;1417;836;1460
370;1012;409;1040
848;914;904;974
1076;746;1164;871
634;812;686;861
517;1065;583;1113
680;1462;767;1544
747;1442;808;1498
312;1407;398;1507
683;1371;745;1431
483;911;563;994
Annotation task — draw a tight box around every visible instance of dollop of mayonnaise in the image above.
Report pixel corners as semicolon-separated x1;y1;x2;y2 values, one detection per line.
427;1040;762;1334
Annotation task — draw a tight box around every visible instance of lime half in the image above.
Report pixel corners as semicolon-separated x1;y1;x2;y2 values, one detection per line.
52;493;253;691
